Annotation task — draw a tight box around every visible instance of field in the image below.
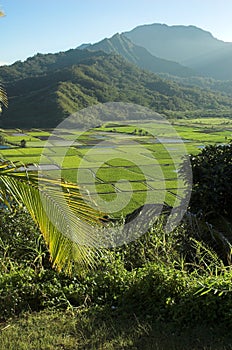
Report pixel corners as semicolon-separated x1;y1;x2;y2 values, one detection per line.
1;116;232;217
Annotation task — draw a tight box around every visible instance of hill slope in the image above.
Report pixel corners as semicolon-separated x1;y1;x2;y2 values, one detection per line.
125;23;232;80
80;33;195;78
1;50;232;128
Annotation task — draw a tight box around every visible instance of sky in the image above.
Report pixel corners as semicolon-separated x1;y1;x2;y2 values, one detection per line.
1;0;232;65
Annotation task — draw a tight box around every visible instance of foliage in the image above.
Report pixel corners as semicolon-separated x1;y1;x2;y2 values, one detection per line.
163;73;232;96
179;142;232;264
0;208;49;269
0;160;105;274
1;206;232;332
0;83;8;113
187;142;232;219
1;51;232;127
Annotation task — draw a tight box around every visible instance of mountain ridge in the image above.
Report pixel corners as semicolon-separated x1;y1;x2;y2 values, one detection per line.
124;23;232;80
78;33;196;77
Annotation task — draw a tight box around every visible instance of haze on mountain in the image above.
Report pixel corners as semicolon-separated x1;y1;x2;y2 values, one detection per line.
78;33;196;78
124;23;232;80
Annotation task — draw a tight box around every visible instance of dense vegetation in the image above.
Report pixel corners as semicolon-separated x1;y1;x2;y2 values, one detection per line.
1;50;232;127
2;203;232;349
182;142;232;262
160;74;232;96
189;142;232;219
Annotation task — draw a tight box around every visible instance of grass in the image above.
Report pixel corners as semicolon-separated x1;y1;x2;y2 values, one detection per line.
49;155;83;168
19;147;53;155
114;181;148;192
48;146;79;156
96;167;146;182
0;118;230;214
129;164;177;180
83;183;117;194
26;131;53;137
2;155;45;164
147;179;181;189
5;135;38;142
62;168;97;184
91;191;148;215
1;308;232;350
0;148;25;157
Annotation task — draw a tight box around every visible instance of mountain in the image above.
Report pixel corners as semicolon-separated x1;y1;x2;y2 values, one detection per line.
1;49;232;128
0;49;107;82
160;74;232;96
124;23;232;80
77;43;91;50
79;33;196;78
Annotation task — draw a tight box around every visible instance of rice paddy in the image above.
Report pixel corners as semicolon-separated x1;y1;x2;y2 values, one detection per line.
0;116;231;217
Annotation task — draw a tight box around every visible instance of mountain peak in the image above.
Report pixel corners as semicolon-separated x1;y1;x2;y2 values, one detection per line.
79;32;195;78
126;23;215;39
124;22;232;78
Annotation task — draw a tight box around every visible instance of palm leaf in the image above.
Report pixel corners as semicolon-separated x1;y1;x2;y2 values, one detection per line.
0;160;105;274
0;84;8;108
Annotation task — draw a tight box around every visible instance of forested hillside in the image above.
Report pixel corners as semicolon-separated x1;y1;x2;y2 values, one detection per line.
1;50;232;128
160;74;232;96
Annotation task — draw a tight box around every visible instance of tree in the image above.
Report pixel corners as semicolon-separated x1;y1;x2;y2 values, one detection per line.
188;143;232;220
178;143;232;264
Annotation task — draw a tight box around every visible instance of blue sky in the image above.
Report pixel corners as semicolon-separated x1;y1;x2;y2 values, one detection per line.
1;0;232;65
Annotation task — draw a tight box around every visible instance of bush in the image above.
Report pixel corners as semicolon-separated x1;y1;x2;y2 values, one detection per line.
1;206;232;327
188;142;232;220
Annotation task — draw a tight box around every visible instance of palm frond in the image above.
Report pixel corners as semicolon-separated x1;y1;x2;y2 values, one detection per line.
0;84;8;108
0;160;105;274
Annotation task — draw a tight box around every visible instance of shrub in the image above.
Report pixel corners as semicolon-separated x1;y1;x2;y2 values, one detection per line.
187;142;232;220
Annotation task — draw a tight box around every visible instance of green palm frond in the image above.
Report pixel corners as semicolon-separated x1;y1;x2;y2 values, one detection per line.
0;160;105;274
0;84;8;108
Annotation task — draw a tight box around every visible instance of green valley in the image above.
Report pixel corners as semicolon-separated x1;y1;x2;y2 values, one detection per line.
1;50;232;128
2;10;232;348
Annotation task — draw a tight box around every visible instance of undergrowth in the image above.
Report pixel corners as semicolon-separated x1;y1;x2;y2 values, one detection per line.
1;207;232;331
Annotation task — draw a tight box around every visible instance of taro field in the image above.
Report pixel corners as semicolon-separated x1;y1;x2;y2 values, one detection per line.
0;117;232;218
